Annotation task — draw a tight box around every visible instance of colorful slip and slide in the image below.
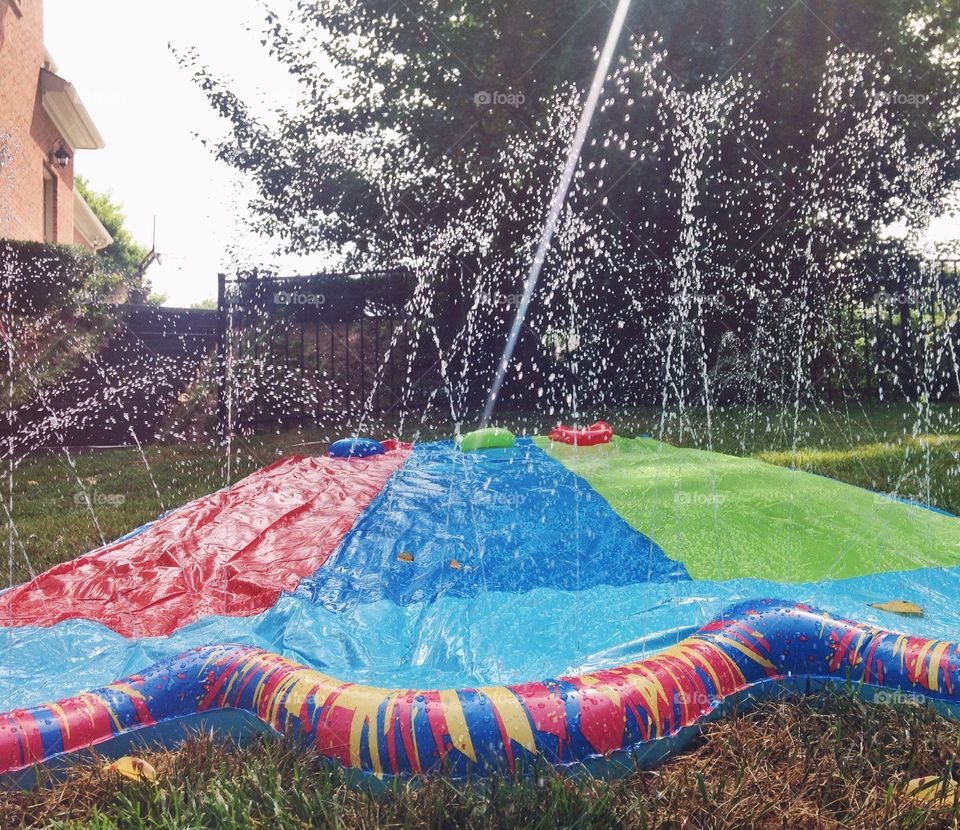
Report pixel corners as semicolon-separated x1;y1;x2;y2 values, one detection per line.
0;435;958;780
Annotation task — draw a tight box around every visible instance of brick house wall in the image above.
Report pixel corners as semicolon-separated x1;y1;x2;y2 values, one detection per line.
0;0;107;250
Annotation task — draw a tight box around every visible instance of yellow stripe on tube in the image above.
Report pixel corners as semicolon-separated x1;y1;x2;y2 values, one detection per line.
479;686;537;755
439;690;477;762
343;686;389;775
927;642;950;692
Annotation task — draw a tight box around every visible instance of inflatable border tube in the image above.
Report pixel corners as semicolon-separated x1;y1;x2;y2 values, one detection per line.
2;599;960;781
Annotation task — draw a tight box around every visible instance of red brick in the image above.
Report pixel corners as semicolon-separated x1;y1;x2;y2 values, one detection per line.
0;0;84;247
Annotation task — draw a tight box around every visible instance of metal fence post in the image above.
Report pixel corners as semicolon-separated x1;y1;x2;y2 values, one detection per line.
216;272;228;442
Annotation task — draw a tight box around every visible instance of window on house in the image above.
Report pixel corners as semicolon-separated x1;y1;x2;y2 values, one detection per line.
42;165;56;243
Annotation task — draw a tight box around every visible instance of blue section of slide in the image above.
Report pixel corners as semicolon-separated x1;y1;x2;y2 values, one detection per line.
292;438;687;611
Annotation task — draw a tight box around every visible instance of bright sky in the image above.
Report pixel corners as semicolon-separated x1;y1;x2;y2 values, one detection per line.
44;0;317;307
43;3;958;308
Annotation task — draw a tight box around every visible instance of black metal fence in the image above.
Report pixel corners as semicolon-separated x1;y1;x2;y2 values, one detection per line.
802;257;960;403
216;260;960;434
216;271;423;433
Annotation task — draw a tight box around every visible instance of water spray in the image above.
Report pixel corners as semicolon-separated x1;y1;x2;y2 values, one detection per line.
479;0;634;427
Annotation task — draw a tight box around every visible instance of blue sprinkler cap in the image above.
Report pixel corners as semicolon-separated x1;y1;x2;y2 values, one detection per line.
328;437;386;459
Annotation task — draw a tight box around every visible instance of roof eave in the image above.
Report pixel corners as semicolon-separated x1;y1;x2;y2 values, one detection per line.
40;68;105;151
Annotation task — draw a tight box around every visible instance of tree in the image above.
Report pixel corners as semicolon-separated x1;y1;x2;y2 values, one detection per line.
74;177;151;281
182;0;959;269
181;1;960;411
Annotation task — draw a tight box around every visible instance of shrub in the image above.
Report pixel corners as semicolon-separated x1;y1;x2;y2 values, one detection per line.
0;238;99;315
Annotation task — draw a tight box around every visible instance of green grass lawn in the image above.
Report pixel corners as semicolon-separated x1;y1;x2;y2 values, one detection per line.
1;403;959;828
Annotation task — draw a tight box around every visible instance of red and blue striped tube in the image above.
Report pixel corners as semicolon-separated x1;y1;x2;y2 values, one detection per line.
2;599;958;778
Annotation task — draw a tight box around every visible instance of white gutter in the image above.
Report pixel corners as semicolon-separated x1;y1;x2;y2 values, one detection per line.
73;190;113;251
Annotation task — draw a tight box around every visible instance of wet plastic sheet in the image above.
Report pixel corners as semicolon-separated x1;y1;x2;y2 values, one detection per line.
4;563;960;712
538;436;960;580
0;449;408;637
1;435;959;761
294;438;686;611
6;600;960;779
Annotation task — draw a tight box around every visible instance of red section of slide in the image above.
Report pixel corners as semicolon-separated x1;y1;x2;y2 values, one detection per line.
0;450;409;638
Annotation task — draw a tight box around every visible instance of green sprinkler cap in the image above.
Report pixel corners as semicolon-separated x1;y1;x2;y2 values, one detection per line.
457;427;516;452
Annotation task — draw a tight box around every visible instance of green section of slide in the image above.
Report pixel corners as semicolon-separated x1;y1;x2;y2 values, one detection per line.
534;436;960;582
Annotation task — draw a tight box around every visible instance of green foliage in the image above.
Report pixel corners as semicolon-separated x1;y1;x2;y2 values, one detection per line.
182;0;959;279
74;177;151;280
146;291;169;306
0;240;131;412
0;238;99;315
